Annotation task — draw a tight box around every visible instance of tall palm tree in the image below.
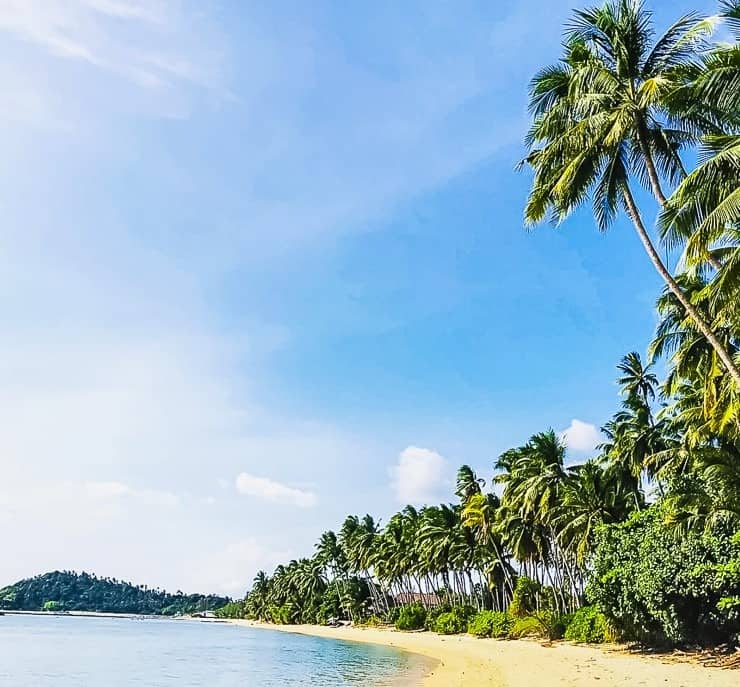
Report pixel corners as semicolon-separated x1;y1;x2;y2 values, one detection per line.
316;530;351;620
617;351;659;404
651;276;739;436
461;491;515;600
522;0;740;387
555;460;634;566
455;464;485;502
660;1;740;277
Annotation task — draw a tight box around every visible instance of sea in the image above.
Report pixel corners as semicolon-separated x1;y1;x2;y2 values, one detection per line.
0;614;431;686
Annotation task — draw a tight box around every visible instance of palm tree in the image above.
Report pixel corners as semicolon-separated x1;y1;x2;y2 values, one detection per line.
455;464;485;502
555;460;634;566
522;0;740;387
650;276;739;437
660;1;740;277
316;530;351;620
461;491;515;602
617;351;659;404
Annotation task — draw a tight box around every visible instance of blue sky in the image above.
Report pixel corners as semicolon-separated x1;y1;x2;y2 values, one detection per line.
0;0;719;594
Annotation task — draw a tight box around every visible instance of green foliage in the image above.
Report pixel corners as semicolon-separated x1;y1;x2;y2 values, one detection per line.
0;571;228;616
42;600;62;612
588;507;740;646
698;532;740;628
394;603;427;631
433;606;472;635
215;601;245;619
507;611;568;641
564;606;611;643
467;610;512;638
423;604;450;632
538;611;569;641
509;577;544;618
509;615;543;639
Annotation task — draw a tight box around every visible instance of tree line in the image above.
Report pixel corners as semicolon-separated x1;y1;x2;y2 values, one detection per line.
0;571;229;616
221;0;740;649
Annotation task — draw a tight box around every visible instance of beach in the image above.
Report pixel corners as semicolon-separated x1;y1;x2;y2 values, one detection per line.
234;621;740;687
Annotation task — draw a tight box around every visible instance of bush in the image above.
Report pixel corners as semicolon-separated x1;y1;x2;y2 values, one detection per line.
539;611;569;640
215;601;245;619
468;610;512;638
394;603;427;631
509;577;541;618
434;606;470;635
588;505;740;647
508;611;569;640
424;604;450;632
564;606;611;643
509;614;542;638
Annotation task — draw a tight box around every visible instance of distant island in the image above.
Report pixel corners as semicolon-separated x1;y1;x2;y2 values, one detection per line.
0;571;230;616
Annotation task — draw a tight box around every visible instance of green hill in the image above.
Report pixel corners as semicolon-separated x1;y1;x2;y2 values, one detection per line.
0;571;229;616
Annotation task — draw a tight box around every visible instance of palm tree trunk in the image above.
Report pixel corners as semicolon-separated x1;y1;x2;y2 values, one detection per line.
637;130;723;272
622;185;740;388
636;132;668;206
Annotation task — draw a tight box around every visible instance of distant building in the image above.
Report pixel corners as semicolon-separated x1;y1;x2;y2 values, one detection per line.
393;592;441;608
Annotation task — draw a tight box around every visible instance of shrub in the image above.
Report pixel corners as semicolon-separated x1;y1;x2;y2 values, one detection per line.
215;601;245;619
434;606;470;635
361;615;385;628
507;611;569;640
394;603;427;631
509;614;542;638
564;606;611;643
588;505;740;646
468;610;511;638
424;604;450;632
509;577;541;618
434;611;462;634
539;611;569;640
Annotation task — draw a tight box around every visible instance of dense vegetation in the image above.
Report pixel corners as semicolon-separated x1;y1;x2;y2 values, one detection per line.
233;0;740;649
0;571;229;616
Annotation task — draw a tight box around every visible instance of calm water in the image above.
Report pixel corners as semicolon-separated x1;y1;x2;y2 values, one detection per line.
0;614;430;686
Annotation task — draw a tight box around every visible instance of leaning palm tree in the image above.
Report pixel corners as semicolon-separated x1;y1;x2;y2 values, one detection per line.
521;0;740;387
661;1;740;335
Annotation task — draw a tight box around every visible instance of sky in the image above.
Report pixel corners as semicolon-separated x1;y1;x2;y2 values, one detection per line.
0;0;719;596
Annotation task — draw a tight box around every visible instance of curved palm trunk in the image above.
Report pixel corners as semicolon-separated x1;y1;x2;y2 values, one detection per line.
622;185;740;388
637;131;723;272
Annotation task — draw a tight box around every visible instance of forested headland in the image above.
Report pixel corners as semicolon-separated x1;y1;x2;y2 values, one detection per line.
0;571;229;616
217;0;740;651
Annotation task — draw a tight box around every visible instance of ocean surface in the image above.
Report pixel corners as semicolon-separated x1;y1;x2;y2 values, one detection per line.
0;614;430;686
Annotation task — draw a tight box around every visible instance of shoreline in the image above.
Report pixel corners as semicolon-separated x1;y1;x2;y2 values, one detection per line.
232;620;740;687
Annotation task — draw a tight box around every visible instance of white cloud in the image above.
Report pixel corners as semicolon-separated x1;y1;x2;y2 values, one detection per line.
390;446;451;505
235;472;317;508
559;419;601;454
0;0;218;89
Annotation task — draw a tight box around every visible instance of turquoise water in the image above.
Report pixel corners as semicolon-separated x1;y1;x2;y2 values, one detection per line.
0;614;430;686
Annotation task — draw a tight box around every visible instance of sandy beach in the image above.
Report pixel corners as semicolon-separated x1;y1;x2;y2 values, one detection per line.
233;621;739;687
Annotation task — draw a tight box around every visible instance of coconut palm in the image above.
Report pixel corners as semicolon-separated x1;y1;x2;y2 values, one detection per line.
661;1;740;272
455;464;485;502
555;460;634;565
522;0;740;387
